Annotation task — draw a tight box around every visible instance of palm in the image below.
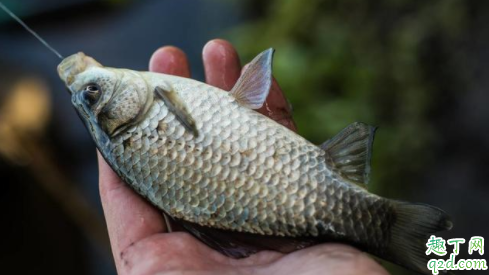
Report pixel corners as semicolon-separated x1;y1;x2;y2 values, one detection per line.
98;40;388;275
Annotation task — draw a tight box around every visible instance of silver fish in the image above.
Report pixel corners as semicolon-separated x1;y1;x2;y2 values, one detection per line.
58;49;452;274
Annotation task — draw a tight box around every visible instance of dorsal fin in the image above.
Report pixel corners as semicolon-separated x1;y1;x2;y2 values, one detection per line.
321;122;376;188
230;48;274;109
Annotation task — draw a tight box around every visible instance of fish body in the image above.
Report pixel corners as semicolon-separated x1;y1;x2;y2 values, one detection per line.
58;50;451;274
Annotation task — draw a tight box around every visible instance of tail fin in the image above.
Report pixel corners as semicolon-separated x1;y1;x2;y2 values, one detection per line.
386;201;453;274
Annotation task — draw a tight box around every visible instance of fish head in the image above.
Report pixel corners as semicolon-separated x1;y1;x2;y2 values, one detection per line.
58;52;151;146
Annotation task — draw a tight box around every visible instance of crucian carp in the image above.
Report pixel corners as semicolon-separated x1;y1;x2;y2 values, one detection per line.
57;49;452;274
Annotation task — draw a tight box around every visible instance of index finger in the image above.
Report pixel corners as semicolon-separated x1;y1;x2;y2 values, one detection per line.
149;46;191;77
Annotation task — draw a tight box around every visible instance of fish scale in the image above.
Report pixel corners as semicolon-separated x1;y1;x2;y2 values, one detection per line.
57;50;453;274
103;71;382;245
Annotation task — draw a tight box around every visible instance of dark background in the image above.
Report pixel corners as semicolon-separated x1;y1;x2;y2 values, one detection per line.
0;0;487;274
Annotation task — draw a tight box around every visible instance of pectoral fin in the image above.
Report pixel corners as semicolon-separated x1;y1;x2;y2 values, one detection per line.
230;48;274;109
155;86;199;136
320;122;376;188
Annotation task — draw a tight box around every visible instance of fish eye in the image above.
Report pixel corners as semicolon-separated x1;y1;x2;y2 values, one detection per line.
86;85;98;92
83;84;101;105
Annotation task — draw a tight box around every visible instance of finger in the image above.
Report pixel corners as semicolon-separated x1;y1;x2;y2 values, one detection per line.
119;232;235;274
258;79;297;132
203;39;241;91
98;152;166;273
149;46;191;77
272;244;389;275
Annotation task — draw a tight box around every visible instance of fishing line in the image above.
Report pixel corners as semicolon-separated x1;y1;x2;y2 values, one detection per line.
0;1;64;59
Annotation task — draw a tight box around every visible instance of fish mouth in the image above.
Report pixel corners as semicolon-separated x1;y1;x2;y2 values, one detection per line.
58;52;102;92
72;91;110;149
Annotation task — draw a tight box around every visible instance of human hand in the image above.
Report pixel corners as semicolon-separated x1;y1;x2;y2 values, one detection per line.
98;39;389;275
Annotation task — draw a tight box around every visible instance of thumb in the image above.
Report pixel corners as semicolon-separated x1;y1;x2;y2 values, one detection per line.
270;244;389;275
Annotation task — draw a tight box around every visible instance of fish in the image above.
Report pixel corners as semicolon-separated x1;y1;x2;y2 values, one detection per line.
57;49;452;275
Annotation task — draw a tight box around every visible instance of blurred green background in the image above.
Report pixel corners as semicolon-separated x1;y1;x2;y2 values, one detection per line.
0;0;487;274
234;0;466;196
